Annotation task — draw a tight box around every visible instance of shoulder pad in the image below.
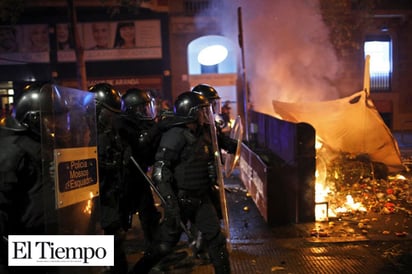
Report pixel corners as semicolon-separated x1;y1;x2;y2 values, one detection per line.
157;115;188;131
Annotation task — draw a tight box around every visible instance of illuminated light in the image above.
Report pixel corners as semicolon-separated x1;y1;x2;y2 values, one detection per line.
364;41;390;73
197;45;228;66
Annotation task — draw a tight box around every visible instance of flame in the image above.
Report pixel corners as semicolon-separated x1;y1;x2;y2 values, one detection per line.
335;195;367;213
315;137;331;220
82;191;95;215
314;137;369;221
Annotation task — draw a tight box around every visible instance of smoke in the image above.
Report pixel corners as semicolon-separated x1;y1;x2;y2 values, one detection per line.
198;0;344;115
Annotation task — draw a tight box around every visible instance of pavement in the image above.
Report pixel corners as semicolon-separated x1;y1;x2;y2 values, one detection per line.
123;166;412;274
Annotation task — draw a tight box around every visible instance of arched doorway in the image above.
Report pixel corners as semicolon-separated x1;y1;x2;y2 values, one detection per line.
187;35;238;119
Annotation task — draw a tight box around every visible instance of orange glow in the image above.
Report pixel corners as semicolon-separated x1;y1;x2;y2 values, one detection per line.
82;191;95;215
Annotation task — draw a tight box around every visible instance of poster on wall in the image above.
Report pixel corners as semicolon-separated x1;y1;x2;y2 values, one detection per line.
0;20;162;65
55;23;77;62
0;24;50;64
58;20;162;62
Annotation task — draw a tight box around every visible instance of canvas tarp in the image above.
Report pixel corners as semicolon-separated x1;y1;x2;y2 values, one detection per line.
272;90;404;173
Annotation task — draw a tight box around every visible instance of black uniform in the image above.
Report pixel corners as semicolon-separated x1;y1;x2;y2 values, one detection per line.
0;117;53;274
116;113;161;244
89;83;128;274
97;121;124;232
130;120;231;274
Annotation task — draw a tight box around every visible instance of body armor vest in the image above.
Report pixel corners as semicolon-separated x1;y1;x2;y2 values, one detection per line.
173;128;213;192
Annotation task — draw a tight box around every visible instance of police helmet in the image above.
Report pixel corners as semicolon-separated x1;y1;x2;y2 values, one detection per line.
88;83;121;113
121;88;157;120
191;84;220;100
174;92;209;123
14;83;68;135
0;116;26;132
191;83;221;114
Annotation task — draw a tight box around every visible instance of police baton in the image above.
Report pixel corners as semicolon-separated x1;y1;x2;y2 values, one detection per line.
129;156;194;242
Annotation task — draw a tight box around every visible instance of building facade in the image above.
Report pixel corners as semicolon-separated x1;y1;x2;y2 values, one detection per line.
0;0;411;133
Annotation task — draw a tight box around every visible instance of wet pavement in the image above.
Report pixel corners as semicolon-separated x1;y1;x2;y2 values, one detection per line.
124;167;412;273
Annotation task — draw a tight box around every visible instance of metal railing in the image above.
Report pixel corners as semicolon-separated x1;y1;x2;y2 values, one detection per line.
370;72;391;92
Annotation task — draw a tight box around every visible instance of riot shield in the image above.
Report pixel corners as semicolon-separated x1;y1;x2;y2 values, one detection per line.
39;84;99;238
224;115;243;177
207;105;231;251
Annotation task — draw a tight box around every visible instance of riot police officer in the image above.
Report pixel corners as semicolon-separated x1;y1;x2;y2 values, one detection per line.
88;83;128;274
117;87;161;245
0;83;66;273
191;84;238;258
129;92;231;274
192;83;237;154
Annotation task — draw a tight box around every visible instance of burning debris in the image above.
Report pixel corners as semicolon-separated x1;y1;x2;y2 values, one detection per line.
314;150;412;238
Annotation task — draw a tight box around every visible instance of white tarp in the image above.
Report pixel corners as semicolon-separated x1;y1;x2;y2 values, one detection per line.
272;89;404;173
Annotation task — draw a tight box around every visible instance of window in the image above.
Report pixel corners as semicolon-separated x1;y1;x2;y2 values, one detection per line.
200;64;218;74
364;35;392;92
0;82;14;117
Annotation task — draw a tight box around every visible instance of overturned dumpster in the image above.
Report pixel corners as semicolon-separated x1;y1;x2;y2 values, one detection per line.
240;111;316;225
239;87;407;226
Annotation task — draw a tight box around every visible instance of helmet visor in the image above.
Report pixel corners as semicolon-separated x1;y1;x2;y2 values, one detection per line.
42;113;71;146
198;105;214;126
137;99;157;120
211;98;221;115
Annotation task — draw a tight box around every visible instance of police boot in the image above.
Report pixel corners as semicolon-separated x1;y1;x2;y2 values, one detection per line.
129;244;166;274
208;234;231;274
112;228;128;274
210;247;230;274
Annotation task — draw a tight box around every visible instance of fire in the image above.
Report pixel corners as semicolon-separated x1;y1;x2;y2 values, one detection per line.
82;191;95;215
314;136;412;223
335;195;367;214
314;137;368;221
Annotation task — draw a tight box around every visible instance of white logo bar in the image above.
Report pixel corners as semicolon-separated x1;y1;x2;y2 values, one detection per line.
8;235;114;266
